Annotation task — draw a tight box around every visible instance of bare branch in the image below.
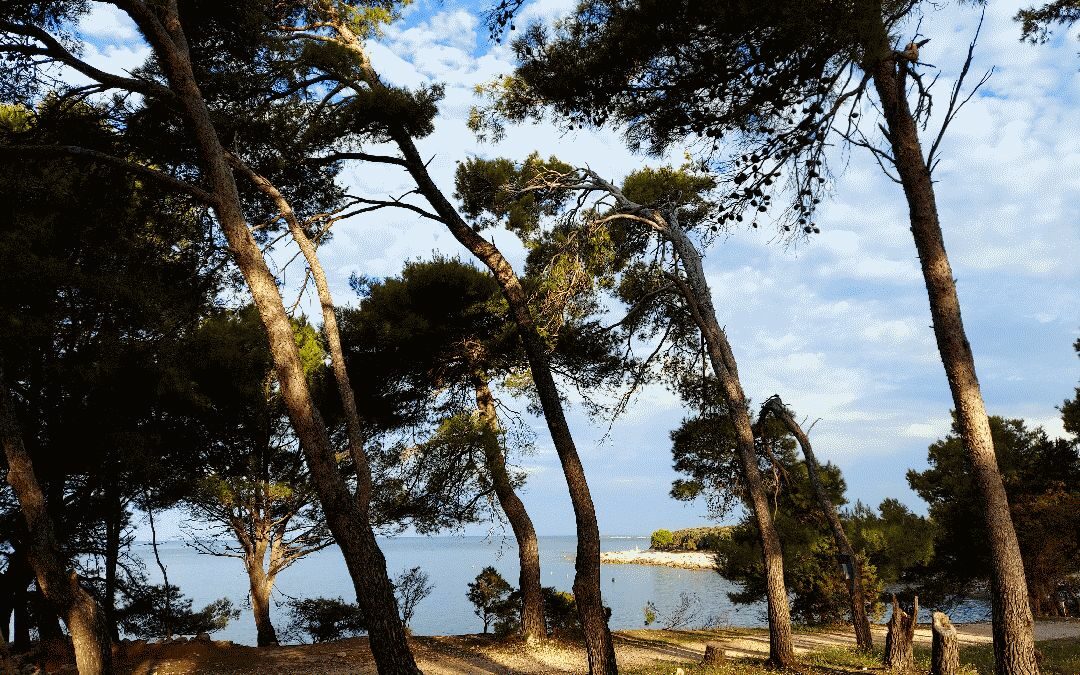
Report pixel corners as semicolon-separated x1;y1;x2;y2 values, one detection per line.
0;20;174;101
927;8;992;174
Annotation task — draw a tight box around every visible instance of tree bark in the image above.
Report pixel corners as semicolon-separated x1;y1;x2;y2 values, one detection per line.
932;611;960;675
661;222;796;668
762;397;874;650
884;595;917;673
226;157;375;516
116;5;420;672
391;125;617;673
247;561;278;648
868;28;1040;675
472;376;546;642
0;368;114;675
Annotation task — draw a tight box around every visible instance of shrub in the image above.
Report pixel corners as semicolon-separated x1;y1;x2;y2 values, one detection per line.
117;583;238;639
282;597;367;644
650;529;674;550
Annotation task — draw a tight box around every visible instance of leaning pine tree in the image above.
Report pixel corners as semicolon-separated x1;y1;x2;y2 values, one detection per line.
482;1;1040;671
273;5;622;671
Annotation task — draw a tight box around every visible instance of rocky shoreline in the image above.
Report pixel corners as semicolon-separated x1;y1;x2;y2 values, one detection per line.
599;549;715;570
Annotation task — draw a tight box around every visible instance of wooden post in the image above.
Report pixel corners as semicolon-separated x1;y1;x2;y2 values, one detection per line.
702;642;727;665
884;594;917;673
931;611;959;675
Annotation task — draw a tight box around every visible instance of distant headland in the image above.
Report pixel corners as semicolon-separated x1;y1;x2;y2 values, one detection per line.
600;527;731;570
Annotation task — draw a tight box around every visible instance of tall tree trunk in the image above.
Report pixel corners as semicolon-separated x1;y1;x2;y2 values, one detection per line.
246;555;278;647
762;397;873;650
472;375;546;642
117;5;419;672
226;158;375;515
868;28;1039;675
145;501;172;640
0;368;114;675
662;222;796;668
103;483;122;641
316;13;614;664
391;125;617;673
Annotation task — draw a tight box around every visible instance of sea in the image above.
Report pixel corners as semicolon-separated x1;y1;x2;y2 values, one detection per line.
129;535;992;646
130;535;759;645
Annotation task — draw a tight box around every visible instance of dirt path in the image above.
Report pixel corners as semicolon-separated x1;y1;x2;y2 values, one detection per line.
98;620;1080;674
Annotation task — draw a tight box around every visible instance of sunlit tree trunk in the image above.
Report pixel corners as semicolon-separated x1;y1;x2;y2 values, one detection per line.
662;223;796;668
866;20;1039;674
1;369;113;675
472;375;546;642
117;4;419;671
304;10;619;662
391;127;616;672
245;537;278;647
763;398;873;650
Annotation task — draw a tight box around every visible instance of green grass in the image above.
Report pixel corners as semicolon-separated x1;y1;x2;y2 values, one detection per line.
948;638;1080;675
622;638;1080;675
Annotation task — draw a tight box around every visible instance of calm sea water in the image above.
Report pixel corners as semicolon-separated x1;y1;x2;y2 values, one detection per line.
131;535;763;645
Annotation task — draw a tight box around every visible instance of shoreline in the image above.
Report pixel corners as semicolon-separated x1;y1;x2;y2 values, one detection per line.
600;548;715;570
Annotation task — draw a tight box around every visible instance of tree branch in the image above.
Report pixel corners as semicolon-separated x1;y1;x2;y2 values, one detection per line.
0;144;217;203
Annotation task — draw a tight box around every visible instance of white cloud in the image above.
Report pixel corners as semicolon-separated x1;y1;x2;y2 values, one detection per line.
78;5;139;42
901;417;954;440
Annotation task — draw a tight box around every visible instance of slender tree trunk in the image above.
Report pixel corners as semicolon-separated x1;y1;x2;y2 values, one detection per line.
471;375;546;642
103;486;122;641
868;28;1039;675
317;13;614;664
391;126;617;673
0;368;114;675
662;223;796;668
884;595;917;673
246;560;278;647
226;158;375;515
145;501;172;640
932;611;960;675
763;397;873;650
117;5;419;672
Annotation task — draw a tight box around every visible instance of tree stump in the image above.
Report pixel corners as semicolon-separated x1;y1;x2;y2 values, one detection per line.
702;642;727;665
931;611;959;675
884;594;917;673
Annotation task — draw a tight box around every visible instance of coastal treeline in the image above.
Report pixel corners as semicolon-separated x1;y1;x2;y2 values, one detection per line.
0;1;1077;674
653;401;1080;625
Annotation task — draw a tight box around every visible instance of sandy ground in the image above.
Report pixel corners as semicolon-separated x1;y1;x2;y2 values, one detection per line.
599;550;715;570
91;620;1080;675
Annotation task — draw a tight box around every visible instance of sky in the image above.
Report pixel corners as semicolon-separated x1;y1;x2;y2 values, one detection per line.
71;0;1079;538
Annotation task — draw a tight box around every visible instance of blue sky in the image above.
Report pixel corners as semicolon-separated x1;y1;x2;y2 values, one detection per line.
71;0;1079;538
